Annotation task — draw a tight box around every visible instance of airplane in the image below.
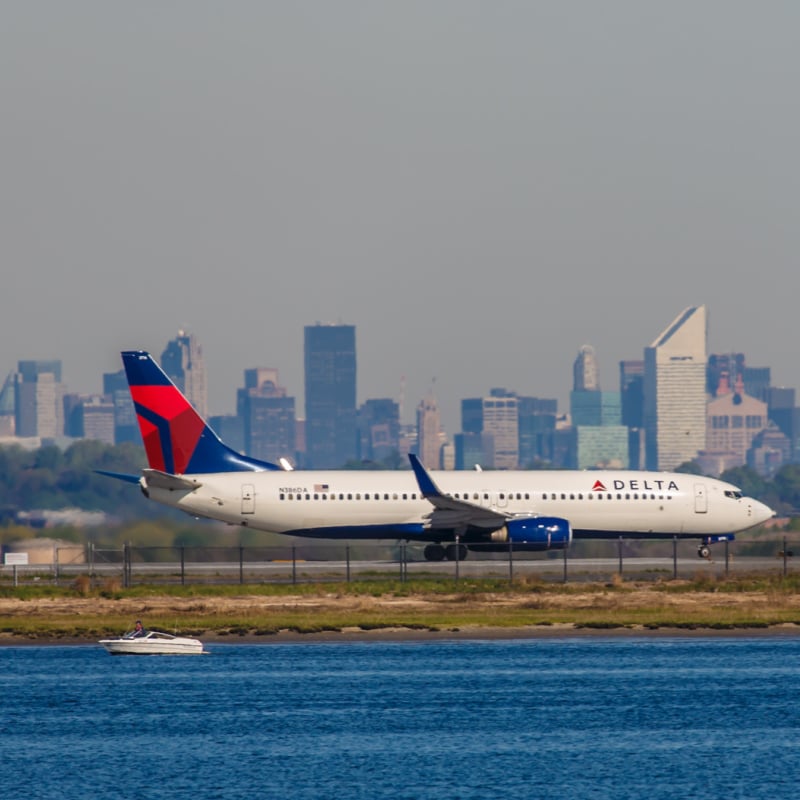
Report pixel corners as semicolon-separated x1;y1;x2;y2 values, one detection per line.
100;350;775;562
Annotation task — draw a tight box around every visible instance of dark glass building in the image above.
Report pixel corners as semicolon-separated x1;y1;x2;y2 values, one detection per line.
304;324;357;468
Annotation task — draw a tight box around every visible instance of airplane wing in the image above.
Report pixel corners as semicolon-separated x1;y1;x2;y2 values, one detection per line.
408;454;508;531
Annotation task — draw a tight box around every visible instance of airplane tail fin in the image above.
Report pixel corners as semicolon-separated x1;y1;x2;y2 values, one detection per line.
122;350;281;475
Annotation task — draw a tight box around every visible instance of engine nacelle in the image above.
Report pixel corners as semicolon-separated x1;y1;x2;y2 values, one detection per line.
489;516;572;550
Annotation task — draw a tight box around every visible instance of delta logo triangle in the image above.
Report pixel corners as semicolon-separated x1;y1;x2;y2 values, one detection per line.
592;480;608;492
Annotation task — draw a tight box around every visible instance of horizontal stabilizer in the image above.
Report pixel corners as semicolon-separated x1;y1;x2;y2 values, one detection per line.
142;469;202;491
94;470;141;485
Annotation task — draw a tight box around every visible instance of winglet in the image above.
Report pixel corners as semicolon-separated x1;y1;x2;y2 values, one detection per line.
408;453;444;498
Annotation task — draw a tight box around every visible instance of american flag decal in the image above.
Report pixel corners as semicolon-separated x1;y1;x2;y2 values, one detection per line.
314;484;329;492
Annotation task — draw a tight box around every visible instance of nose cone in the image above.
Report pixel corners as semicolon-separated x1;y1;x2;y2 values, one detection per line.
750;499;775;527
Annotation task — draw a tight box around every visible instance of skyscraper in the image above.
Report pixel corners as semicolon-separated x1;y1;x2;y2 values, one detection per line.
620;360;645;469
573;345;599;391
358;398;400;463
237;368;296;465
104;369;138;444
160;331;207;419
483;392;519;469
416;391;442;468
644;306;707;470
14;360;63;438
304;324;357;468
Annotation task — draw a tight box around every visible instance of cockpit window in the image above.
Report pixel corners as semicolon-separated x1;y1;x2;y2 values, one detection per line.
724;490;743;499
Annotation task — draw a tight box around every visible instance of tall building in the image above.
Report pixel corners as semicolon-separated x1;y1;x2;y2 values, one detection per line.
517;396;558;466
79;396;116;444
416;391;442;468
0;372;16;436
14;360;63;438
620;360;645;469
358;398;400;463
570;391;622;427
237;368;296;465
644;306;707;470
573;345;600;391
700;374;768;475
454;431;493;470
160;331;207;419
103;369;138;444
459;390;519;469
304;323;357;468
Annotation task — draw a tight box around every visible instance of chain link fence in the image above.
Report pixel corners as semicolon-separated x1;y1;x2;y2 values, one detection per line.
1;536;798;588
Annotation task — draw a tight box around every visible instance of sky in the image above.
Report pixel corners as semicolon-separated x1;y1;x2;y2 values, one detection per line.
2;2;799;434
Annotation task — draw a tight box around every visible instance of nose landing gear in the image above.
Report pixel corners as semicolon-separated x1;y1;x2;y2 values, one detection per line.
697;534;735;559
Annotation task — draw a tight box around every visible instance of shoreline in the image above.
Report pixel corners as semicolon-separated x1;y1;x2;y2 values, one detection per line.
3;622;800;647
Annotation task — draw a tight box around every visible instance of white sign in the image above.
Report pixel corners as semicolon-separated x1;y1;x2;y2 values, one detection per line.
4;553;29;566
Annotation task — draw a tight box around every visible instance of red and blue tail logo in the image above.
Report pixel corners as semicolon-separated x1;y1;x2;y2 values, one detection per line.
122;351;280;475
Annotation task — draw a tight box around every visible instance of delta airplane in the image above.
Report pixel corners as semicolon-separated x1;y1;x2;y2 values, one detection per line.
101;351;775;561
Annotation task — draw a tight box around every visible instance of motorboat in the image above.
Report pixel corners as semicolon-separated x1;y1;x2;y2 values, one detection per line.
99;629;207;655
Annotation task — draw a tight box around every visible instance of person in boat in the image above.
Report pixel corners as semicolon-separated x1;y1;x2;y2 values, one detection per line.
131;620;146;638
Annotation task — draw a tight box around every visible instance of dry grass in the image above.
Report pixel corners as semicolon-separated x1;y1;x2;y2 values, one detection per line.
1;577;800;641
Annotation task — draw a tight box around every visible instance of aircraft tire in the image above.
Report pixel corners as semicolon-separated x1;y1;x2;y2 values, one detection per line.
424;544;446;562
445;543;469;561
698;546;711;559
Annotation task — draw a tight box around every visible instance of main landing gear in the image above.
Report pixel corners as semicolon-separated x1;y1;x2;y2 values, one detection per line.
424;543;468;562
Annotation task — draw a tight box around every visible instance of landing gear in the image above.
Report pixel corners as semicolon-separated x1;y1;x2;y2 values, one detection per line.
697;535;735;559
445;543;468;562
424;544;445;561
424;543;468;561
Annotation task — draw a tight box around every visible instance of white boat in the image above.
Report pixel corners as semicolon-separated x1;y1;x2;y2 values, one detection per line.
99;630;207;655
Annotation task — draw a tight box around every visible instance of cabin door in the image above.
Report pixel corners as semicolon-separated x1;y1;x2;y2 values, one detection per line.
242;484;255;514
694;483;707;514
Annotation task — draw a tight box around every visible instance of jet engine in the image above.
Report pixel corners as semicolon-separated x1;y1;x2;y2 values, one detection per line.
488;516;572;550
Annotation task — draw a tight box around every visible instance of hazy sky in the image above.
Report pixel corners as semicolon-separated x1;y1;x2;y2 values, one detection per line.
3;2;799;433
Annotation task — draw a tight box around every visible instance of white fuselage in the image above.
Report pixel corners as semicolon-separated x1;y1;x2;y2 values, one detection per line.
143;468;773;541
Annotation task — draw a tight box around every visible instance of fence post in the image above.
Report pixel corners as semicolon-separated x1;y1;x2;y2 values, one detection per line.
454;535;460;584
400;543;407;583
784;536;788;578
563;545;568;584
123;542;130;589
673;536;678;580
292;545;297;585
725;539;730;577
54;545;59;584
508;540;513;585
618;536;623;577
239;545;244;585
346;545;351;583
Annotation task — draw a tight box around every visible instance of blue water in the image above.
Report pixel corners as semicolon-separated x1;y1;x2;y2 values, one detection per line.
2;637;800;799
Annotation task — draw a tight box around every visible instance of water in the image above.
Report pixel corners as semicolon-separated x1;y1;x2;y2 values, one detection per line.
2;637;800;800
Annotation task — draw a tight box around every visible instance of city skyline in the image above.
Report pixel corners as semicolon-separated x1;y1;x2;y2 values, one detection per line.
2;313;786;442
3;5;799;435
